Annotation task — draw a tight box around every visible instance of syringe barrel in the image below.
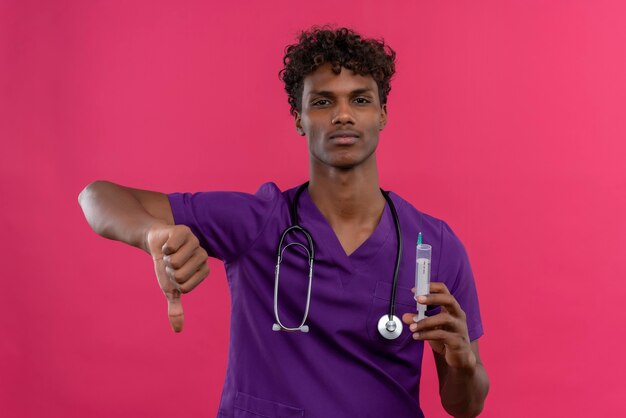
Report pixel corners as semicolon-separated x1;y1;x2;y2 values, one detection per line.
415;244;432;311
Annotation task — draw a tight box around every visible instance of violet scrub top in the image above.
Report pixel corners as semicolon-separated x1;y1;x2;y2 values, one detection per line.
168;183;483;418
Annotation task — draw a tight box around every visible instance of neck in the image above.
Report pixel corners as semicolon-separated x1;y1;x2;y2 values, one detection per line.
308;157;385;224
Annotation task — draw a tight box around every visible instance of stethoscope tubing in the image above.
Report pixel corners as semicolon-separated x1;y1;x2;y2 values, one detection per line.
273;182;403;338
273;224;314;332
382;189;402;323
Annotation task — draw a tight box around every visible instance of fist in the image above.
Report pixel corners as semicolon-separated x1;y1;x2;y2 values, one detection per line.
145;224;210;332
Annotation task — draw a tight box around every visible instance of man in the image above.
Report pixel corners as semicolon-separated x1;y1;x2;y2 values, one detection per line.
79;27;489;417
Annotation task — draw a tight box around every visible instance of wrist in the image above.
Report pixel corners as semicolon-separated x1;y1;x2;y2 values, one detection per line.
142;220;169;254
450;347;478;375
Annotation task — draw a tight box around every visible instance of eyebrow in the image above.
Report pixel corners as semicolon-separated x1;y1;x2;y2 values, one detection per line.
307;88;375;98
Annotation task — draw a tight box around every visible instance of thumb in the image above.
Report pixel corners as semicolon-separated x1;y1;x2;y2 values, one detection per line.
165;287;184;333
153;256;185;333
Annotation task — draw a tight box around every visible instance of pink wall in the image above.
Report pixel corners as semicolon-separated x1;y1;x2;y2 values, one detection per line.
2;0;625;416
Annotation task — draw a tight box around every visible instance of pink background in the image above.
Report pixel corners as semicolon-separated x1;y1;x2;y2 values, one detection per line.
2;0;625;416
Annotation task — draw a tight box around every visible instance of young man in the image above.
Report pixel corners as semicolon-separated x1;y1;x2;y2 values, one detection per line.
79;27;489;417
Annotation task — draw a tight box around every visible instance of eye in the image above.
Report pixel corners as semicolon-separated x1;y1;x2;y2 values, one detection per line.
354;97;371;104
311;99;330;106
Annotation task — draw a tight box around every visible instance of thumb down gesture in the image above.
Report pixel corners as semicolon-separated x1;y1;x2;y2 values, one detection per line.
145;224;210;332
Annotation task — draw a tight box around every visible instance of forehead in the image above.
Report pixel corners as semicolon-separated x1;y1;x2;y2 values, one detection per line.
302;63;378;97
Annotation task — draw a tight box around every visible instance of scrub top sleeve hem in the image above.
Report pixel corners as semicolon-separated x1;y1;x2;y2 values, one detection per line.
435;220;446;284
167;193;186;224
468;323;484;342
166;193;213;256
439;220;485;343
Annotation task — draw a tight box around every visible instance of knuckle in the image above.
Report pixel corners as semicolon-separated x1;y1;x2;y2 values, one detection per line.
178;225;196;240
170;226;189;243
432;282;448;294
169;256;183;269
195;266;208;282
182;279;198;294
458;308;467;321
175;224;190;234
173;270;186;283
192;248;204;261
195;255;208;270
190;234;199;246
193;247;206;260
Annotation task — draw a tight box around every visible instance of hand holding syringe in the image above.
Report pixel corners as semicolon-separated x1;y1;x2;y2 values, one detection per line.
403;233;479;374
415;232;432;321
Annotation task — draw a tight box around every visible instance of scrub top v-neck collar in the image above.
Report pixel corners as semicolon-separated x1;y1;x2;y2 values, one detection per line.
296;187;395;287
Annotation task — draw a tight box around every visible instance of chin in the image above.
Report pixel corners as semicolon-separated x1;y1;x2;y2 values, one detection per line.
331;151;376;170
326;157;365;170
311;147;376;171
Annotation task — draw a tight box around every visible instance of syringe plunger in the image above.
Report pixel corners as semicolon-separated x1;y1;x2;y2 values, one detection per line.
415;238;432;321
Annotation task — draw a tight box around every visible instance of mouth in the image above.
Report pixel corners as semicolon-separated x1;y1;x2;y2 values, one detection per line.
328;130;360;145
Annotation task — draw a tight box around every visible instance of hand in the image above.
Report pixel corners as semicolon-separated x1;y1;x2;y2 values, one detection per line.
145;224;210;332
402;282;476;371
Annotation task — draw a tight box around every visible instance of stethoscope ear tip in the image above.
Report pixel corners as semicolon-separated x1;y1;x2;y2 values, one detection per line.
300;325;309;333
272;324;282;331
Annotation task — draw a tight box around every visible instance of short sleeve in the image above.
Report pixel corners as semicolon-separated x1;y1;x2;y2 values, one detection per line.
437;221;484;341
167;182;281;263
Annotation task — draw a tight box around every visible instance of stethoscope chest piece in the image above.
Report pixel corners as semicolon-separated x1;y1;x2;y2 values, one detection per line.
274;182;406;339
377;314;403;340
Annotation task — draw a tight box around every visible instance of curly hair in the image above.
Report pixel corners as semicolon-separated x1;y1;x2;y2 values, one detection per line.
280;26;396;116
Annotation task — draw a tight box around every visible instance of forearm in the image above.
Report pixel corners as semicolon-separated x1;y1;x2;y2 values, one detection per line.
78;181;169;252
436;352;489;418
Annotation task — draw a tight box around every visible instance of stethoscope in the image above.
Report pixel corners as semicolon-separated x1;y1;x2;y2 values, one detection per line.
272;182;404;340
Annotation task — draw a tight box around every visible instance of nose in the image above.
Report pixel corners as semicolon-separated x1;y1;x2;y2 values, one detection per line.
331;99;355;125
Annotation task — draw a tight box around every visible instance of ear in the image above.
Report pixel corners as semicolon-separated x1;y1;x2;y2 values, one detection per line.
379;104;388;131
294;111;305;136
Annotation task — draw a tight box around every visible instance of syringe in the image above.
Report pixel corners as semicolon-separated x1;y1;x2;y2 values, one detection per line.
415;232;432;322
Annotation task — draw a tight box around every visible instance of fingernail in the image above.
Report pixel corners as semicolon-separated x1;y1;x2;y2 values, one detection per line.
410;324;417;331
413;333;420;340
413;315;419;322
417;295;427;303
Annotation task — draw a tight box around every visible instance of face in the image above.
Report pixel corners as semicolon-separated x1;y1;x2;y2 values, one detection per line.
295;63;387;171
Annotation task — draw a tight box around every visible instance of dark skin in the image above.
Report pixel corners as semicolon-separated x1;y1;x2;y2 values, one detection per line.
295;63;388;255
79;61;488;417
403;284;489;417
78;181;207;332
295;63;489;417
